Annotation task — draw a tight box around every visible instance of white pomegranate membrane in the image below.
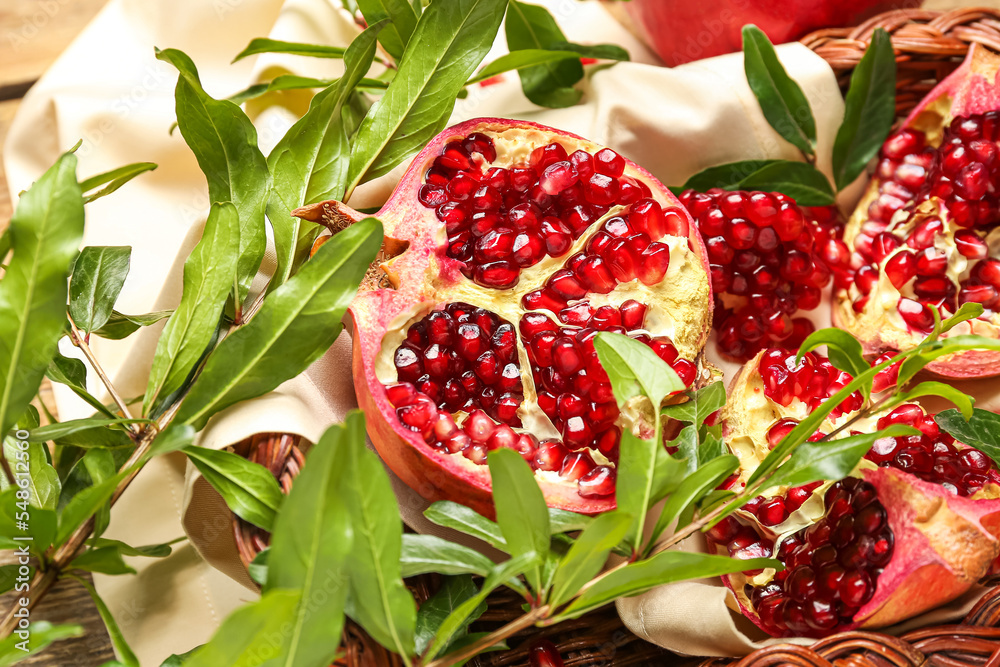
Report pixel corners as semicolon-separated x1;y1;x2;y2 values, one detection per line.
678;189;850;361
714;348;1000;638
843;113;1000;334
383;133;699;501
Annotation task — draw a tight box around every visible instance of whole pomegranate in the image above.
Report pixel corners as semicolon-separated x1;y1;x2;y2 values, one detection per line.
678;189;850;361
711;347;1000;638
302;119;713;516
834;45;1000;378
616;0;920;67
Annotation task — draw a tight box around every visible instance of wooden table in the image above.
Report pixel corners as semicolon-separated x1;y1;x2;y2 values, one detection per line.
0;0;997;664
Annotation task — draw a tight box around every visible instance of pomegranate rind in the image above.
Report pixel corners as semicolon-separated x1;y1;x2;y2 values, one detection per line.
719;349;1000;637
339;118;712;517
855;467;999;627
835;46;1000;377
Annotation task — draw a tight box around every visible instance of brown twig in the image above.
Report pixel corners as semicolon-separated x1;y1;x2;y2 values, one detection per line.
67;316;140;439
422;605;551;667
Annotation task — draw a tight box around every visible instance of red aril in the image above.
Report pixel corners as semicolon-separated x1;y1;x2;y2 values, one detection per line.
715;348;1000;638
301;119;712;516
679;189;849;361
833;46;1000;378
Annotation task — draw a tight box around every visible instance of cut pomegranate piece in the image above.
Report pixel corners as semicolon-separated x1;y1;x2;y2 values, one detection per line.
307;118;713;517
718;347;1000;638
833;46;1000;378
678;188;850;361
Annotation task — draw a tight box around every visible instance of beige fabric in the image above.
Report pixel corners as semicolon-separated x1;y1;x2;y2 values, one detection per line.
7;0;991;662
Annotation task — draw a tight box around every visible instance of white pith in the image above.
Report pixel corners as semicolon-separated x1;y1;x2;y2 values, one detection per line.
372;128;712;481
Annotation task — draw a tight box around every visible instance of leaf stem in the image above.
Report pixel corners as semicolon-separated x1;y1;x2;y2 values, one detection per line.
68;316;140;439
422;604;550;667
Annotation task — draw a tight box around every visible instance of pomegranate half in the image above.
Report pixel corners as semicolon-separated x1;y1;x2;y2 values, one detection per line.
301;118;713;516
711;348;1000;638
834;45;1000;378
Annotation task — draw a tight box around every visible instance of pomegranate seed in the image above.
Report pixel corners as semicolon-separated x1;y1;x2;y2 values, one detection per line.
594;148;625;177
578;465;615;497
897;298;935;332
539;161;579;195
914;247;947;276
884;251;916;289
528;639;565;667
629;199;666;238
638;243;670;285
955;230;988;259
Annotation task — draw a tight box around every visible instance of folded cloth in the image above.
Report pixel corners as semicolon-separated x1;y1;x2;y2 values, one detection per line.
9;0;978;662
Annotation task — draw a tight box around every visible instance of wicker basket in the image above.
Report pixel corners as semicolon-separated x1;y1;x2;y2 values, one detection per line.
229;8;1000;665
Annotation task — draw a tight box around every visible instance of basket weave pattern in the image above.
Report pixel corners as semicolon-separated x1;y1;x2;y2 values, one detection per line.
229;9;1000;665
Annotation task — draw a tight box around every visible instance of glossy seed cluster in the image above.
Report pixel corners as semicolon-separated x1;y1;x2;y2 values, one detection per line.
393;303;523;425
849;115;1000;331
418;133;666;289
709;478;894;638
758;349;864;418
678;189;849;361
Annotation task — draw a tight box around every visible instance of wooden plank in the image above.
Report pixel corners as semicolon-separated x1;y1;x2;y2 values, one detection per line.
0;0;111;98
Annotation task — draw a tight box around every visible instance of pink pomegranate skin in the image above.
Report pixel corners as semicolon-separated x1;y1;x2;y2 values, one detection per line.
833;46;1000;378
618;0;920;67
301;118;714;518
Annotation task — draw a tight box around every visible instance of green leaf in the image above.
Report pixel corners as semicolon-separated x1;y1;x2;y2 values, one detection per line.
69;246;131;334
338;423;417;658
28;418;146;444
941;302;985;334
594;332;684;412
505;1;582;108
0;622;82;666
415;576;484;656
184;446;283;531
89;536;179;558
79;162;157;204
423;500;507;551
693;159;835;206
356;0;419;61
488;448;550;592
45;352;116;419
3;437;60;511
158;647;200;667
68;546;136;575
266;416;358;667
831;29;896;190
742;25;816;156
0;228;10;263
764;425;919;493
155;48;271;306
660;382;726;425
0;564;18;594
92;310;172;340
144;202;239;414
0;149;84;437
548;40;630;61
401;533;494;577
173;218;382;429
555;551;779;621
55;465;130;547
248;548;268;587
346;0;508;191
469;49;585;84
895;381;973;419
548;508;592;534
649;455;739;548
615;428;663;549
550;511;631;607
797;328;869;379
424;553;538;662
0;488;55;553
267;22;384;287
181;590;302;667
232;38;347;63
936;408;1000;467
72;575;139;667
145;424;196;460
